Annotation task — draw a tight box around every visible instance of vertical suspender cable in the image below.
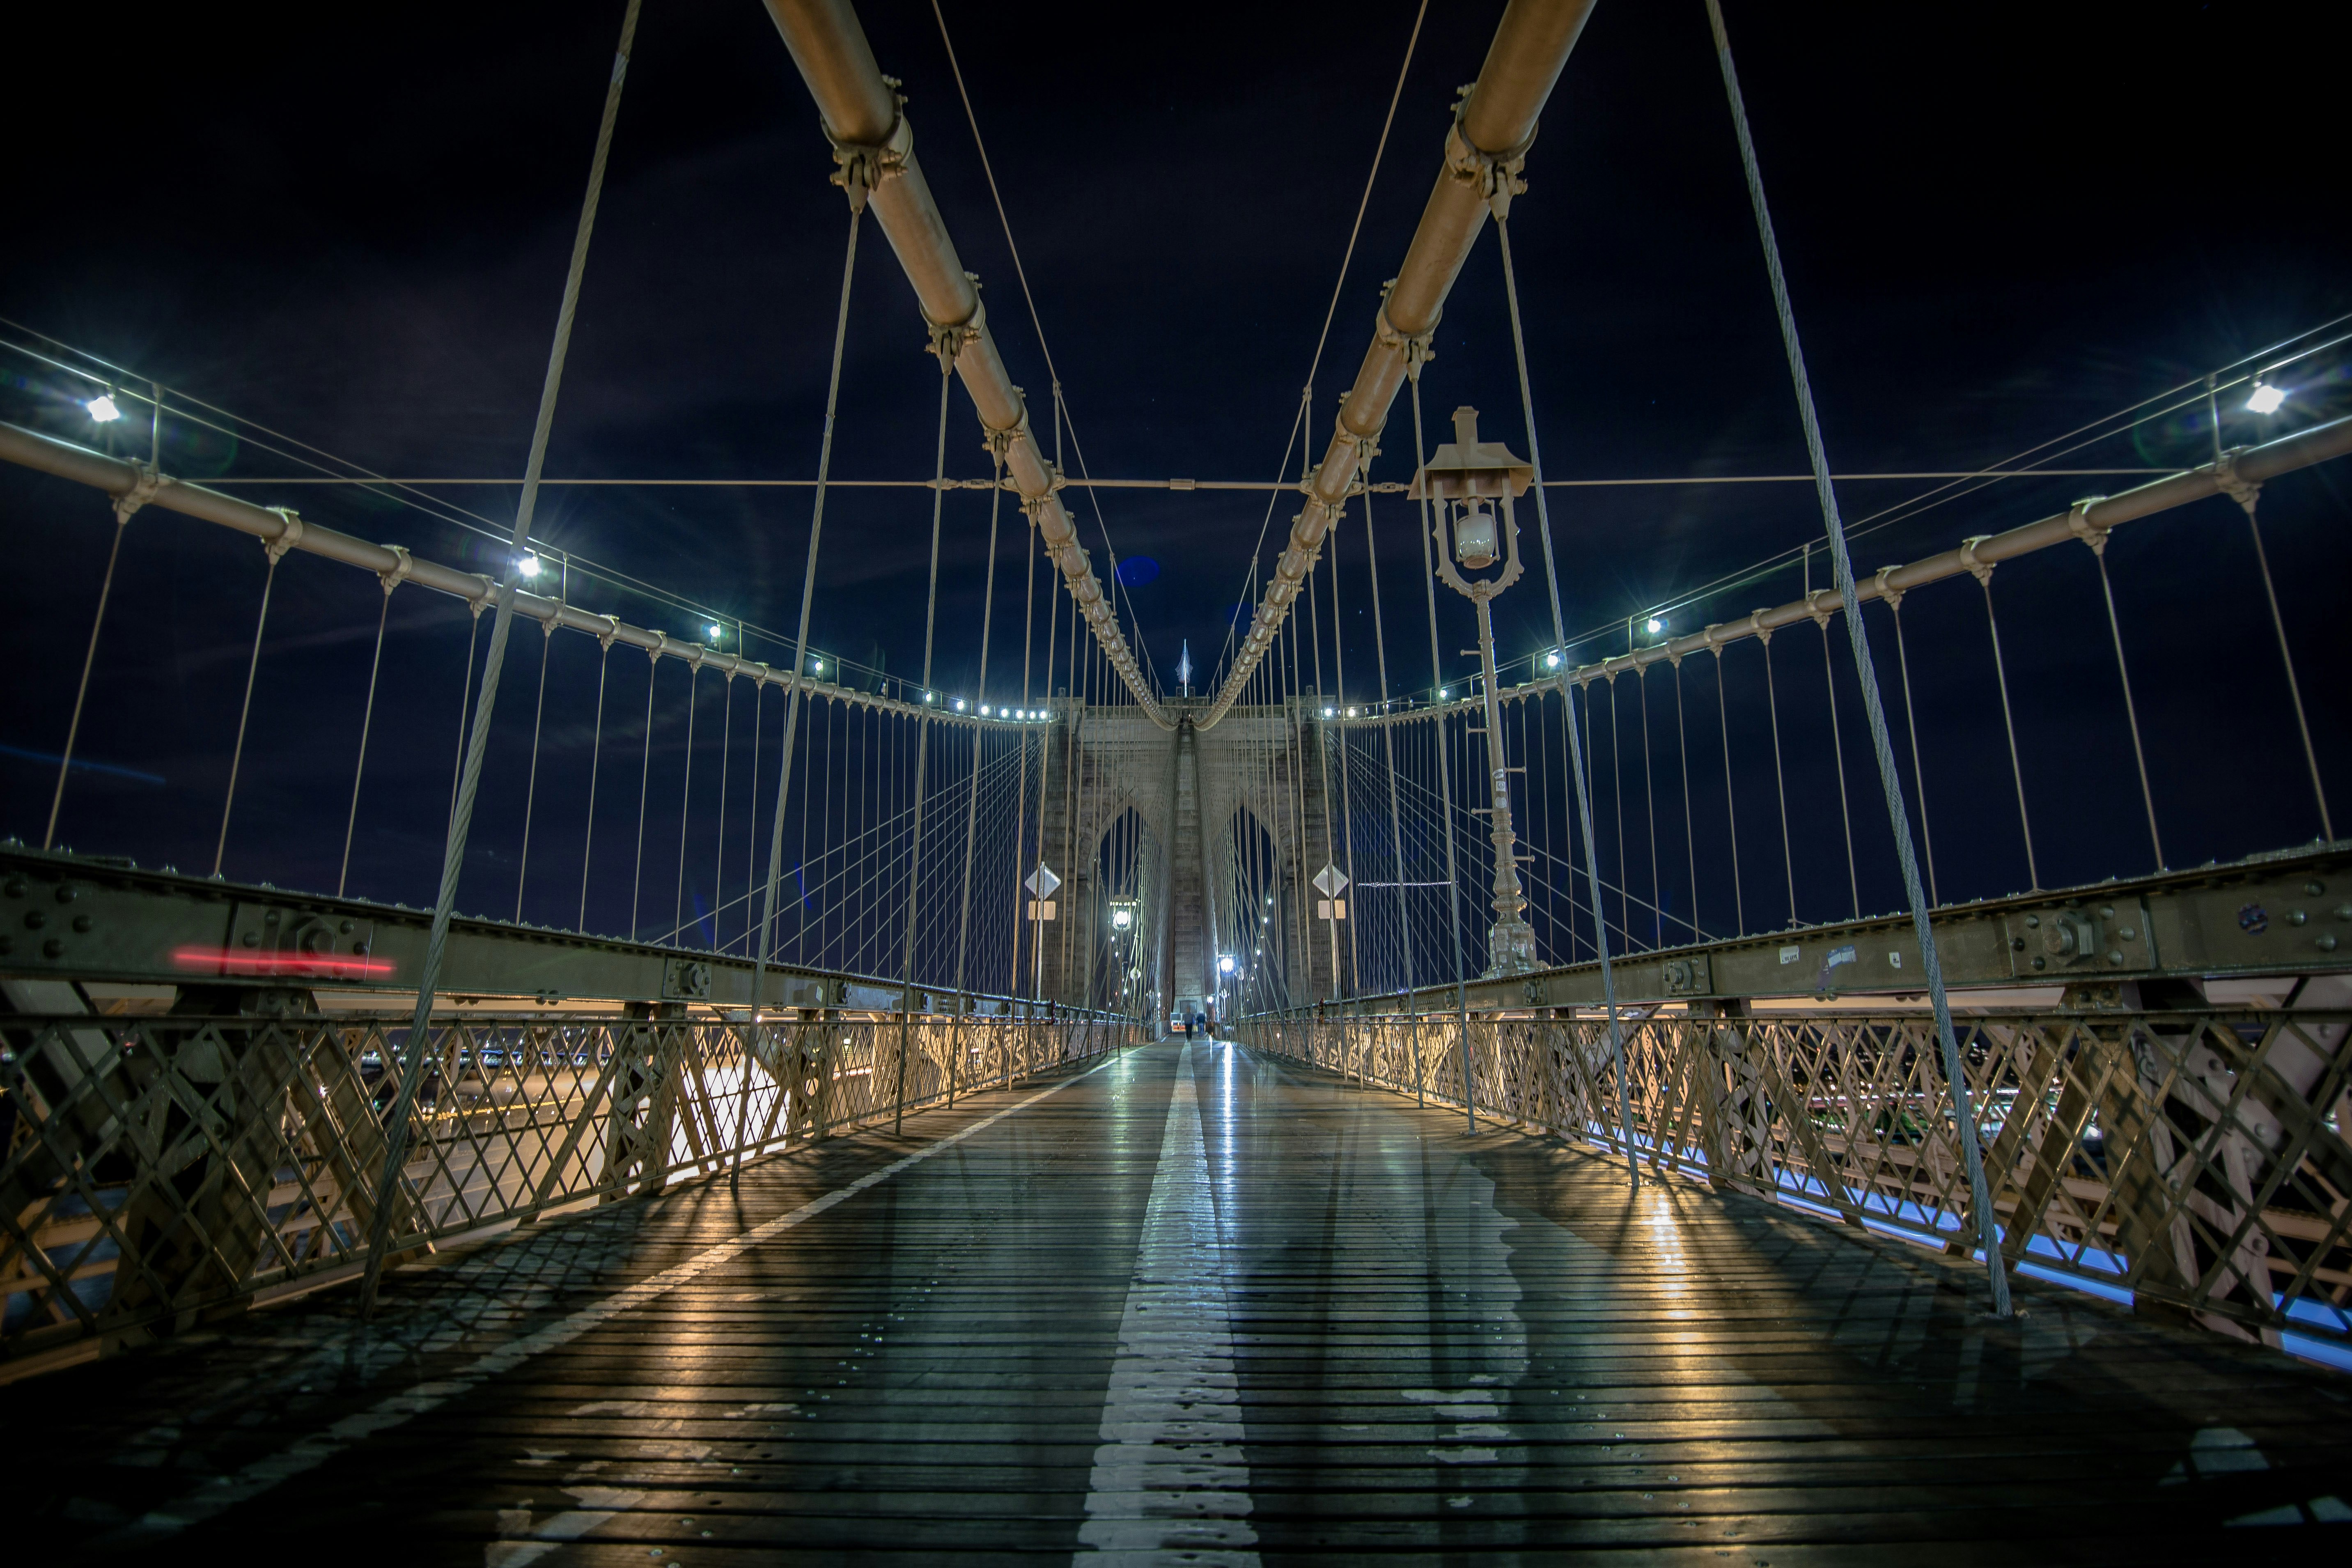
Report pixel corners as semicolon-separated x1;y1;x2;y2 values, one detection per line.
514;620;554;921
744;199;863;1139
1608;675;1629;944
894;356;954;1132
1672;656;1698;939
1361;488;1422;1097
46;489;142;851
1409;370;1476;1132
1810;551;1859;917
445;603;486;835
2207;396;2334;841
1031;518;1059;999
1012;495;1038;995
713;659;734;948
1330;489;1363;1006
2081;529;2164;868
632;653;658;937
1967;556;2040;890
1818;618;1859;917
744;657;762;951
950;451;997;1029
1759;631;1796;926
337;558;404;897
579;630;613;932
673;663;700;942
1495;209;1637;1182
1637;668;1661;948
1715;649;1744;934
1704;0;2008;1314
363;0;643;1315
212;537;289;877
1884;593;1937;906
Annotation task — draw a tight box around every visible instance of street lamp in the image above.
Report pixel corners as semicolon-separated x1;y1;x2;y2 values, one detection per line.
1412;405;1540;977
2246;380;2286;414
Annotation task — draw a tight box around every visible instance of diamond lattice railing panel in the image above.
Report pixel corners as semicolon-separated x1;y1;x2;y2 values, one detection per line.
1;1007;1132;1367
1248;1005;2352;1356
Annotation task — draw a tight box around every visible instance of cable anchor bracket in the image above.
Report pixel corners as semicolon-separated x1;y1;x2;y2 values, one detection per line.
826;78;912;214
263;508;305;565
112;463;165;526
1447;83;1535;219
2210;447;2263;518
2065;497;2111;556
376;542;414;595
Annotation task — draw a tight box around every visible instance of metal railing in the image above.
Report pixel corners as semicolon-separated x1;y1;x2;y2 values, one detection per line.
1243;1002;2352;1360
0;1003;1136;1371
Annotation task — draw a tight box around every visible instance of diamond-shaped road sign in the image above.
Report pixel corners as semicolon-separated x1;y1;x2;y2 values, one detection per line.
1024;863;1062;899
1313;863;1349;897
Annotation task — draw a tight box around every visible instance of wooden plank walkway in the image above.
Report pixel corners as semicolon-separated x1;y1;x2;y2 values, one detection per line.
10;1038;2350;1562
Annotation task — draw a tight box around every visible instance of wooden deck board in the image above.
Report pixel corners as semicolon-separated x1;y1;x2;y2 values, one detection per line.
7;1038;2348;1560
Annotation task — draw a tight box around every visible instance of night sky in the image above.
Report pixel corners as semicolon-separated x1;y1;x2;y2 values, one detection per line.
2;1;2345;940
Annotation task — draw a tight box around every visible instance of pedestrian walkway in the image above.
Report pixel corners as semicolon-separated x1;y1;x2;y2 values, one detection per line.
13;1039;2349;1561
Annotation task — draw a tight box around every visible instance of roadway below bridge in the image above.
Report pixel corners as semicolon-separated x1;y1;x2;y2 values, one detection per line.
12;1040;2348;1559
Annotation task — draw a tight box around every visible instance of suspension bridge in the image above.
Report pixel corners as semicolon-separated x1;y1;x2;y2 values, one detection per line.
4;0;2349;1558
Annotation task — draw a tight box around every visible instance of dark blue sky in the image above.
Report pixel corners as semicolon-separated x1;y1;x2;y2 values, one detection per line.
2;0;2345;927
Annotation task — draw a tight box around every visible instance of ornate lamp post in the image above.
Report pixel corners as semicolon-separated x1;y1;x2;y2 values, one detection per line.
1413;406;1540;978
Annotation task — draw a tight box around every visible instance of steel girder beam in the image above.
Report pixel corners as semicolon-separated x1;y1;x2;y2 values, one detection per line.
1369;843;2352;1015
0;845;1115;1019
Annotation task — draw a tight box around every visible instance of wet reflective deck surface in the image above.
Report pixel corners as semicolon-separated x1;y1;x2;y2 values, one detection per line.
14;1039;2351;1563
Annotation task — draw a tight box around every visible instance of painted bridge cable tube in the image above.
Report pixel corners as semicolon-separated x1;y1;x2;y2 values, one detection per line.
359;0;645;1317
1702;0;2010;1314
1203;0;1601;728
757;0;1166;730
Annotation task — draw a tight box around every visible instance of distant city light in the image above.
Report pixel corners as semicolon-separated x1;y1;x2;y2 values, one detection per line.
516;553;542;579
982;704;992;716
1346;706;1358;718
1646;616;1666;635
923;691;934;703
2246;381;2287;415
1322;705;1335;719
86;394;121;422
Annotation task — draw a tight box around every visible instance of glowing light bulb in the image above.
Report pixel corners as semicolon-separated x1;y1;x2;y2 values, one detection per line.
811;659;825;675
1544;650;1562;669
1646;616;1666;635
1322;706;1335;719
1347;706;1358;718
86;394;121;422
707;623;723;641
954;698;967;712
516;553;542;579
2246;381;2286;415
1437;687;1450;700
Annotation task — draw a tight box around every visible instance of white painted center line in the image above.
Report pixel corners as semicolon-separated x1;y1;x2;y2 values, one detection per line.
1075;1043;1259;1564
